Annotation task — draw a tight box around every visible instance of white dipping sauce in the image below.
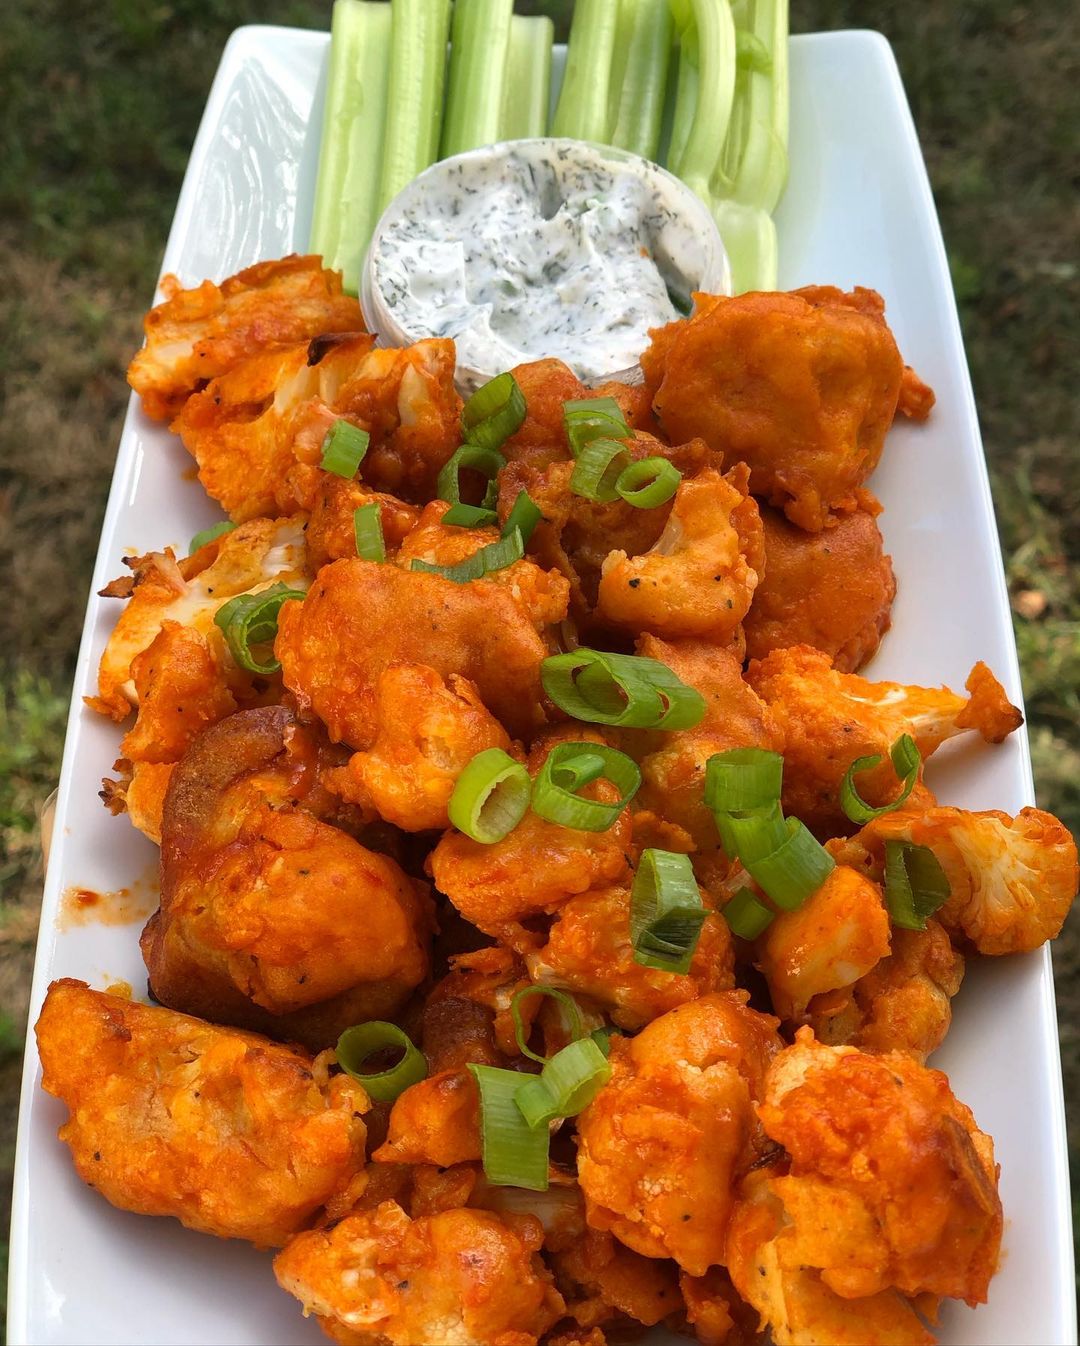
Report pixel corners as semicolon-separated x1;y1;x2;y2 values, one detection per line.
365;139;730;387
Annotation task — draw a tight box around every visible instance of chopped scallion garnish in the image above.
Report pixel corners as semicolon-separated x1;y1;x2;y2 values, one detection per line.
615;456;682;508
320;419;370;478
502;490;543;546
510;986;585;1065
189;520;236;554
336;1021;427;1102
213;583;306;676
630;848;707;973
541;648;706;731
448;747;531;844
461;371;527;452
514;1037;611;1128
531;742;641;833
468;1063;550;1191
353;502;386;562
569;437;632;504
705;748;784;815
442;502;499;528
722;887;776;939
411;528;524;584
562;396;630;458
840;733;922;824
884;841;951;931
436;442;506;511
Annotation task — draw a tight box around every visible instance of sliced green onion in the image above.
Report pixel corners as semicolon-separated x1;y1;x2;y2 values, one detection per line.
437;442;506;511
705;748;784;814
336;1021;427;1102
570;437;632;504
411;528;524;585
213;582;306;676
531;742;641;833
448;747;531;843
718;803;789;865
502;490;543;546
541;649;706;731
884;841;951;931
510;986;584;1065
353;502;386;562
840;733;922;825
630;848;707;973
514;1038;612;1129
723;887;775;939
615;457;682;508
741;815;835;912
320;419;370;478
461;372;526;452
468;1063;550;1191
442;502;499;528
563;397;630;458
189;520;236;554
590;1026;621;1057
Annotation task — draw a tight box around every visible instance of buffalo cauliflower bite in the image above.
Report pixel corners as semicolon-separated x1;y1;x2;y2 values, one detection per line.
305;473;421;569
428;730;633;948
145;706;432;1050
805;921;963;1062
744;501;896;672
273;1201;565;1346
576;992;781;1276
725;1170;935;1346
325;663;512;832
750;1031;1002;1306
642;287;917;532
596;467;764;644
36;979;368;1247
174;334;461;520
127;254;365;422
755;865;892;1020
746;646;1023;834
854;803;1078;954
629;635;783;851
526;883;734;1030
276;557;556;745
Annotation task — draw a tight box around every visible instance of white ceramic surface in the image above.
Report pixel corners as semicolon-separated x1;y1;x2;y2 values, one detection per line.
7;24;1075;1346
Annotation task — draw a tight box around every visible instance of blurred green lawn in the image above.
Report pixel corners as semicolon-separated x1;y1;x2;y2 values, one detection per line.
1;0;1076;1330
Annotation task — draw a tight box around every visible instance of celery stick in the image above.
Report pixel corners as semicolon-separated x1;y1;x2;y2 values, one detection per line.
441;0;515;157
610;0;675;161
551;0;620;143
377;0;453;214
309;0;392;292
667;33;700;175
712;198;777;292
668;0;737;203
501;15;554;141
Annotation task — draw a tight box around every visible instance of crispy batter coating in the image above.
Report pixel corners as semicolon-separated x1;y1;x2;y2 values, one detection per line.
276;558;555;745
597;467;763;644
273;1200;565;1346
755;866;891;1020
751;1032;1002;1305
128;255;365;422
744;502;896;672
527;883;734;1030
326;663;512;832
429;731;633;948
853;803;1078;954
726;1170;935;1346
145;707;431;1049
805;921;963;1062
551;1226;681;1329
305;473;421;569
174;334;462;520
746;646;1023;833
630;635;783;850
642;288;913;531
576;993;781;1275
36;980;368;1247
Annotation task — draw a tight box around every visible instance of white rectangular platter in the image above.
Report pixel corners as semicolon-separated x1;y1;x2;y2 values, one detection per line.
8;23;1076;1346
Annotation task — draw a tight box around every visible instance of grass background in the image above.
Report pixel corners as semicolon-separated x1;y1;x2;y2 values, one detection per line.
0;0;1076;1328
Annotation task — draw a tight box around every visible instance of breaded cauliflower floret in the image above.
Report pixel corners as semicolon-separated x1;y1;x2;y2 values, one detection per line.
597;467;764;644
576;992;781;1275
36;979;368;1247
127;254;365;422
273;1201;565;1346
746;645;1023;834
855;803;1078;955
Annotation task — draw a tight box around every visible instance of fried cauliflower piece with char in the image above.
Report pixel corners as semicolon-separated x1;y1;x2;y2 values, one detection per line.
145;707;431;1050
742;1032;1002;1308
854;803;1078;954
576;993;781;1275
744;501;896;672
746;646;1023;834
273;1201;565;1346
276;558;557;745
36;979;368;1247
128;254;365;422
174;334;461;520
597;467;763;644
642;287;923;532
